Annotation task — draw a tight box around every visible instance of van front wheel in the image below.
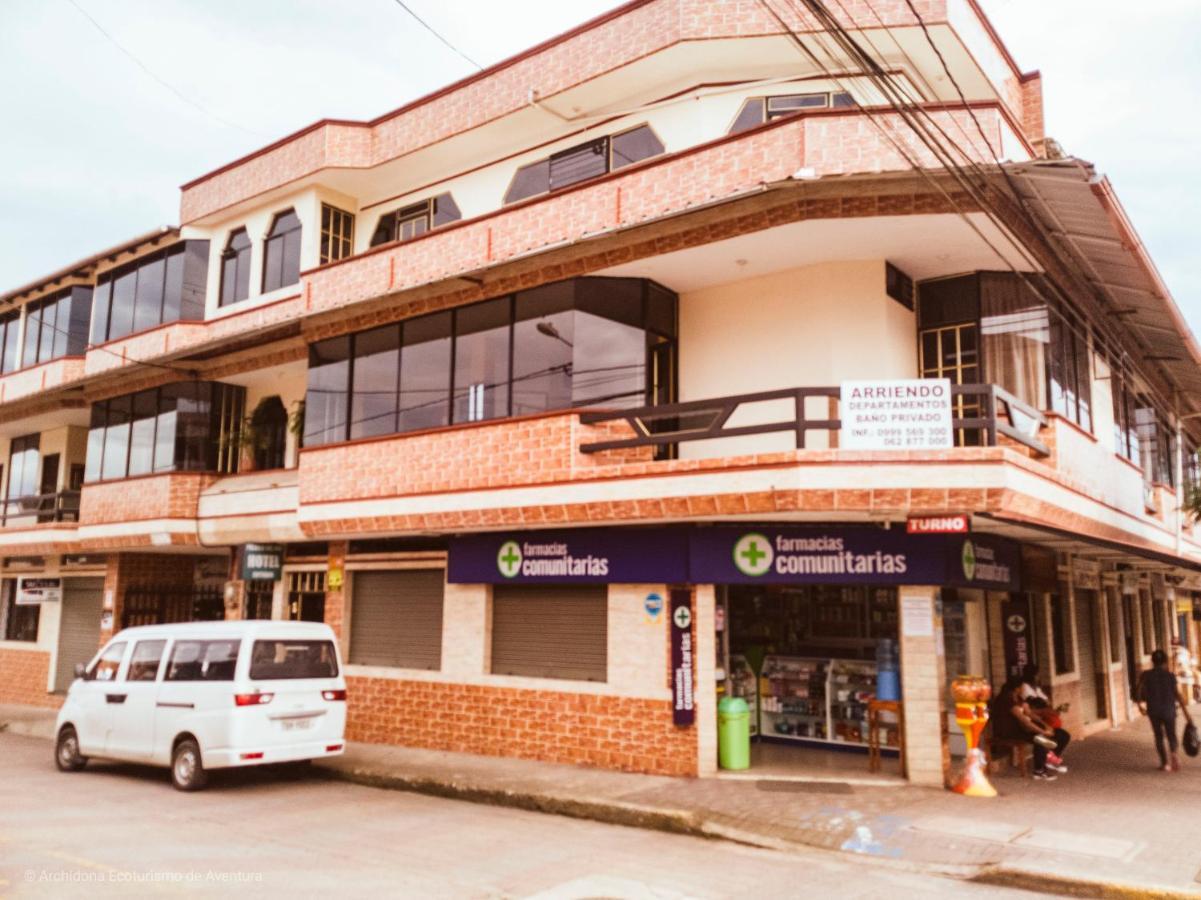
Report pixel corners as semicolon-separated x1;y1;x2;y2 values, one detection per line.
171;739;208;791
55;726;87;772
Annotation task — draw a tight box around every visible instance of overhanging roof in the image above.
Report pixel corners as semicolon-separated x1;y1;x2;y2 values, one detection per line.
1003;158;1201;411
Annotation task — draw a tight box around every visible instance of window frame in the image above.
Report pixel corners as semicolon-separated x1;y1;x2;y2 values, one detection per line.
261;208;303;295
220;228;253;307
0;579;39;642
368;193;461;249
319;204;355;266
727;91;856;133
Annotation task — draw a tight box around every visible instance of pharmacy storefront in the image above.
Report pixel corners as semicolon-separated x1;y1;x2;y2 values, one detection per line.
448;524;1020;780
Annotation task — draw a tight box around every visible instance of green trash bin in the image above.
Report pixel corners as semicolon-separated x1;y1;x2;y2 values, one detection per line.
717;696;751;770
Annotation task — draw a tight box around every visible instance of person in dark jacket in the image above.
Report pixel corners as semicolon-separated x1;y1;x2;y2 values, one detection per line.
1138;649;1196;772
991;675;1070;780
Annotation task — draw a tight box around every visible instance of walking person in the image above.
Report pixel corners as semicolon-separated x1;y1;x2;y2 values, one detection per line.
1138;649;1196;772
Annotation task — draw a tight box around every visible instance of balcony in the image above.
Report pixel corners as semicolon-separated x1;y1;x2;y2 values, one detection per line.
0;491;81;528
77;473;218;548
0;357;87;405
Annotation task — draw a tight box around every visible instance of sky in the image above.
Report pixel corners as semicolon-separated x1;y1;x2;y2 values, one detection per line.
0;0;1198;330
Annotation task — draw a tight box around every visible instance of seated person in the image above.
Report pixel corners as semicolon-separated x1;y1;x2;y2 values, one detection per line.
991;675;1070;780
1018;663;1070;768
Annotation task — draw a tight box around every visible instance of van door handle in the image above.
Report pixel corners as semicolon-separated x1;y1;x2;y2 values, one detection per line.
156;701;194;709
105;693;127;704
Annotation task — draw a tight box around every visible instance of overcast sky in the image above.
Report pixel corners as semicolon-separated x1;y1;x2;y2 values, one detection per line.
1;0;1197;333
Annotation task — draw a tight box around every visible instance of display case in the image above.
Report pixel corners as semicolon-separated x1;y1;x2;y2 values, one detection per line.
727;654;759;737
759;656;829;741
756;654;898;750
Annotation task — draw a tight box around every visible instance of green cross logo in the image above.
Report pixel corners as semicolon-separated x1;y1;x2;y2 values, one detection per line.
962;540;977;581
673;605;692;629
733;533;773;577
497;541;523;578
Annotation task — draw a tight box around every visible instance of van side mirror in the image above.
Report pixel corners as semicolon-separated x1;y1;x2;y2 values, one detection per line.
74;663;87;680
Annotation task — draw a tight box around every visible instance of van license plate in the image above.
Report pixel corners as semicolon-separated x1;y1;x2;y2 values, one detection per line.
282;718;313;731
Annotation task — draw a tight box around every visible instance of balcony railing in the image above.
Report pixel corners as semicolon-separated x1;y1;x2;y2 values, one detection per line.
1;490;82;527
579;383;1049;457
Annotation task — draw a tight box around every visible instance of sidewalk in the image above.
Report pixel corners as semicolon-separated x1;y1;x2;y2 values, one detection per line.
6;701;1199;896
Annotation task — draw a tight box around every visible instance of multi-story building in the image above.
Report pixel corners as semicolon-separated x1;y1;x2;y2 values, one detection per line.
2;0;1199;786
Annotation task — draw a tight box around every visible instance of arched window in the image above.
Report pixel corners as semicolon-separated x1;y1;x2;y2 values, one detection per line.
262;209;302;293
220;229;252;307
250;395;289;471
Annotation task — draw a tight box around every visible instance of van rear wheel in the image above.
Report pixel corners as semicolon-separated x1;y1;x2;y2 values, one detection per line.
55;726;87;772
171;739;208;791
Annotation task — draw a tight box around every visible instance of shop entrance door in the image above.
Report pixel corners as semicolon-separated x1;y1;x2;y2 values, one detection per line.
54;577;104;692
1074;590;1106;725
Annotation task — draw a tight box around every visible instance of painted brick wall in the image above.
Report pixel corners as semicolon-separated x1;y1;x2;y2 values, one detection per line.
179;0;955;223
0;357;85;405
79;473;219;526
343;679;697;776
299;412;647;505
0;648;60;708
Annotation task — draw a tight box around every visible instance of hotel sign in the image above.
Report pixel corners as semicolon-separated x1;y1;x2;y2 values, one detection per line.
241;544;283;581
840;378;953;450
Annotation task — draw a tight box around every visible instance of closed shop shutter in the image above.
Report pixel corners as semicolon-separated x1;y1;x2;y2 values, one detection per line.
491;585;607;682
349;570;444;669
54;577;105;691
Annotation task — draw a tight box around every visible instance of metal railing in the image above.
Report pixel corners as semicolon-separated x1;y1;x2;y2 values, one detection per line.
578;383;1049;457
0;490;82;527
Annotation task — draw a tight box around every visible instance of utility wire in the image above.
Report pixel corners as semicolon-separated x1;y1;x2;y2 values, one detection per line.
390;0;482;70
64;0;261;137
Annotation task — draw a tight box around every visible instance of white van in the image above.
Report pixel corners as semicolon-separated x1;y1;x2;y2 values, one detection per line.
54;620;347;791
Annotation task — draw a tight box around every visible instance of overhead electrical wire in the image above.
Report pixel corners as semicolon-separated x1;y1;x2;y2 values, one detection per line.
389;0;483;70
63;0;261;137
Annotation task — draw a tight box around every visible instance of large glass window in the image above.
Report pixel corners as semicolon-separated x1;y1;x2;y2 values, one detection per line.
1048;307;1092;432
7;434;40;501
729;91;855;134
979;273;1048;411
0;580;39;642
319;204;355;265
0;311;20;373
1111;365;1142;466
262;210;302;293
85;382;246;482
452;298;511;423
503;126;665;205
22;286;92;367
1136;401;1176;488
93;241;209;343
369;193;461;248
220;229;252;307
303;277;677;447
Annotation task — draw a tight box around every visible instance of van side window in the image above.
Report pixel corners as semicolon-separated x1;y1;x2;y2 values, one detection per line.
88;642;126;682
165;640;241;682
126;640;167;682
249;640;339;679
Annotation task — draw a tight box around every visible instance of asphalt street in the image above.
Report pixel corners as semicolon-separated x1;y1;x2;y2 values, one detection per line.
0;733;1030;899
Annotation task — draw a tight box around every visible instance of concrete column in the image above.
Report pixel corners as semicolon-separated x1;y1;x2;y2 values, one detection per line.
324;541;348;647
441;582;489;677
694;584;717;776
899;585;950;787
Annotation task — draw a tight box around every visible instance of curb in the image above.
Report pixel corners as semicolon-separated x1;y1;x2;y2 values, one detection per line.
971;865;1200;899
0;718;57;742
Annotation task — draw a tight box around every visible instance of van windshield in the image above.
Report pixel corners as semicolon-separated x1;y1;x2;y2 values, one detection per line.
249;640;339;680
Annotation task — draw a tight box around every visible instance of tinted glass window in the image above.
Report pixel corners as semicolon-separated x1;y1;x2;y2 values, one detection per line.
165;640;240;682
453;298;510;423
611;126;664;169
729;98;766;134
85;403;106;482
0;312;20;373
549;138;608;191
504;160;550;204
108;269;137;342
249;640;339;680
101;396;131;481
512;283;574;415
89;642;126;682
154;387;177;472
133;256;165;334
304;336;351;446
351;325;400;439
432;193;461;227
127;389;158;476
90;280;111;346
399;312;451;432
8;434;40;499
221;229;252;307
263;210;302;293
127;639;166;682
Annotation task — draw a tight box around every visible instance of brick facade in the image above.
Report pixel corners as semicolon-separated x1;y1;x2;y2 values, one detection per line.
0;648;59;709
343;678;697;776
80;472;219;527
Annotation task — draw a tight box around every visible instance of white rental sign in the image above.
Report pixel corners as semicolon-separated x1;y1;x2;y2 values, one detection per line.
17;577;62;605
840;378;954;450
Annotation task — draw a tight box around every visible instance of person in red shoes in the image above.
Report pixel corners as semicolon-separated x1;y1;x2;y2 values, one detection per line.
1139;649;1196;772
1018;663;1070;772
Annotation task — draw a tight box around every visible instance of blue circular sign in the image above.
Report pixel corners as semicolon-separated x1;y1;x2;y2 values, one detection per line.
644;592;664;618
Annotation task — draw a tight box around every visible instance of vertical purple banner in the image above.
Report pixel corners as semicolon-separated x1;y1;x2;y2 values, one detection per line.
670;589;695;726
1002;595;1033;678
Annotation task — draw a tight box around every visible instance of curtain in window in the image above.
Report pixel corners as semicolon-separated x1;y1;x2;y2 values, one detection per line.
980;273;1048;410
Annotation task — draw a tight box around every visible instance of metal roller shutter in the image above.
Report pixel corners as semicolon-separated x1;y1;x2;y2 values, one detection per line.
349;570;444;669
54;577;105;691
491;585;607;682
